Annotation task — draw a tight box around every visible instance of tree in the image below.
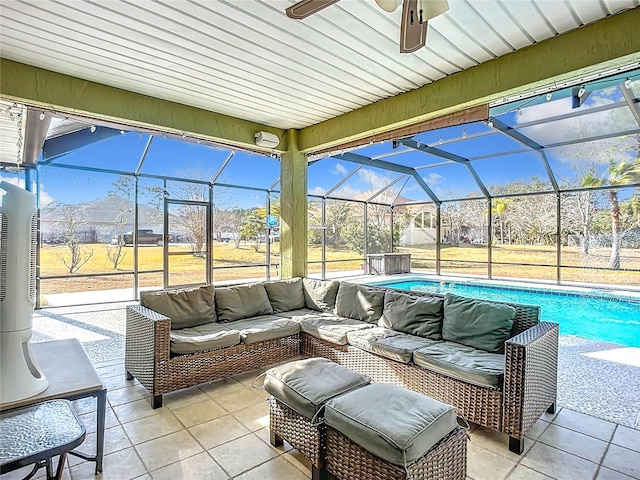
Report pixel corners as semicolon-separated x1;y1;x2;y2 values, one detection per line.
325;200;353;247
492;199;509;244
109;175;164;209
105;209;128;269
440;202;464;245
240;209;265;252
580;157;640;269
56;206;94;273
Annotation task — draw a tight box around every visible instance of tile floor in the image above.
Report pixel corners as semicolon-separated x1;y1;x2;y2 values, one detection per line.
2;357;639;480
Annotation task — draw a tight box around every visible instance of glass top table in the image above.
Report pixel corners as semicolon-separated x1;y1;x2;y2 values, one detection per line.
0;339;106;474
0;399;86;480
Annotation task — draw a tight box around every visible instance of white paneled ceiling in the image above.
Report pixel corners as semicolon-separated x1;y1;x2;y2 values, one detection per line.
0;0;638;130
0;101;25;166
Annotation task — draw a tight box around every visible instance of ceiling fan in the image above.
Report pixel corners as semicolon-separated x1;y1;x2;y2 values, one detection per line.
285;0;449;53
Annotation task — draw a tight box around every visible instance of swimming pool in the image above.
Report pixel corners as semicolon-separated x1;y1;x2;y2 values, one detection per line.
373;279;640;348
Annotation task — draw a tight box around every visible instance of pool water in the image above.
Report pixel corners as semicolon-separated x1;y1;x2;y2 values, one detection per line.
375;279;640;348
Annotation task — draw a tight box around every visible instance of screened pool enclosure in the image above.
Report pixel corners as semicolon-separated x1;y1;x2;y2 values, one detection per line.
1;68;639;306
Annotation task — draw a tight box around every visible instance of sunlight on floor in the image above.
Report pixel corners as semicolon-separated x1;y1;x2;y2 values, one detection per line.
33;316;109;342
583;347;640;368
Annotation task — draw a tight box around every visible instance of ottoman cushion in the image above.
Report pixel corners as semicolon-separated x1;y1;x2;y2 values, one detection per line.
325;383;457;466
264;358;371;419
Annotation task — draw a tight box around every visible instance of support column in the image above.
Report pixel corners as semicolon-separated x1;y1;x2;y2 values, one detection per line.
280;129;307;278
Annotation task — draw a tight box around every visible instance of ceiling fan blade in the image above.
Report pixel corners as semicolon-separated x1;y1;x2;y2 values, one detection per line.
285;0;341;19
400;0;427;53
420;0;449;21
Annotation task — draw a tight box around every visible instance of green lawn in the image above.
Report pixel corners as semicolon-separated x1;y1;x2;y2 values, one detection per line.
38;242;640;295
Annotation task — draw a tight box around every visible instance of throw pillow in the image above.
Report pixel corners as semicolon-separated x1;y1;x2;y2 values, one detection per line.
335;282;385;323
264;277;305;313
442;293;516;353
215;283;274;322
303;278;340;312
379;290;443;339
140;285;216;330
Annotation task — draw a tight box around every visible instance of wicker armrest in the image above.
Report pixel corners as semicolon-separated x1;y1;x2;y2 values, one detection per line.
503;322;559;441
125;304;172;392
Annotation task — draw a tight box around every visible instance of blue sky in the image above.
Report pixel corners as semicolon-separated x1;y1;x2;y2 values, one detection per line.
2;77;637;208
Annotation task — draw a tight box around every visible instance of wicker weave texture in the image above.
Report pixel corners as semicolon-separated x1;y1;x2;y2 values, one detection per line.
125;305;300;398
126;304;170;393
503;322;559;438
326;426;467;480
269;397;324;467
303;334;503;430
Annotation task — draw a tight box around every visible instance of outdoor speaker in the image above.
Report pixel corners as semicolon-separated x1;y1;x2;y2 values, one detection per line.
254;131;280;148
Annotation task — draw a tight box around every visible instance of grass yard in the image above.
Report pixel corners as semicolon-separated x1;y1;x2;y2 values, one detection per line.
38;241;640;295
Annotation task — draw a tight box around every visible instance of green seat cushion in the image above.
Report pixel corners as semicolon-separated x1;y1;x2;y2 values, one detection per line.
215;283;273;322
299;315;376;345
264;358;371;419
413;341;505;389
379;290;443;340
442;293;516;353
140;285;216;330
335;283;385;323
264;277;305;313
275;308;330;322
222;315;300;344
170;322;241;354
347;327;438;364
325;383;457;466
303;278;340;312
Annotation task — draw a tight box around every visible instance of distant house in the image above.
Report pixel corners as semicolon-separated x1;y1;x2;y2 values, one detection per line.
401;204;437;246
40;194;163;243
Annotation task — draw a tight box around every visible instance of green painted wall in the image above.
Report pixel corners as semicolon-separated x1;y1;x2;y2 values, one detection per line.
299;8;640;152
0;58;286;152
279;129;308;279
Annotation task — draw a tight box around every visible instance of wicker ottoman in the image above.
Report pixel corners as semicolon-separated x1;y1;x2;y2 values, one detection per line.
263;358;371;480
324;383;467;480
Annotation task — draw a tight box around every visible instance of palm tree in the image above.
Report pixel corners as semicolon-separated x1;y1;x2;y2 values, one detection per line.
580;158;640;269
492;199;509;244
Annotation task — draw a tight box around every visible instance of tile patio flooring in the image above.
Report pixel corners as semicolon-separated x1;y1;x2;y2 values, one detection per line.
2;298;638;480
2;356;639;480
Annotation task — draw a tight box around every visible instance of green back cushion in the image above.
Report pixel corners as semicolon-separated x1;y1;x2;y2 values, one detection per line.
303;278;340;312
335;283;385;323
379;290;443;339
215;283;274;322
264;277;305;313
140;285;216;330
442;293;516;353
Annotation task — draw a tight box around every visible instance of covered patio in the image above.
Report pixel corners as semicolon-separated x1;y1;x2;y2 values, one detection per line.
1;1;640;479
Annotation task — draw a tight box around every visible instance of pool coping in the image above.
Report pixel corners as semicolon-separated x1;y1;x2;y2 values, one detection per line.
357;273;640;303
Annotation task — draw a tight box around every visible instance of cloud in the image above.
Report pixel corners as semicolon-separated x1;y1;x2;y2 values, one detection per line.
332;185;360;199
333;163;347;175
513;91;635;152
0;175;55;206
423;172;444;185
308;186;326;196
357;168;390;191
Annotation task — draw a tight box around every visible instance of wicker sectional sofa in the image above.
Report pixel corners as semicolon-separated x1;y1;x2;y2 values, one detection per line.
125;277;558;454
